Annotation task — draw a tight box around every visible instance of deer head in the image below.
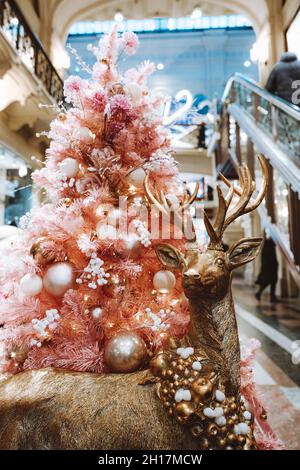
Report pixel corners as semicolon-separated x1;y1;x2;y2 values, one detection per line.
149;155;269;302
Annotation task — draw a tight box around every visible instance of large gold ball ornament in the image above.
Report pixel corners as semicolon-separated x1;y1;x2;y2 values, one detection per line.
43;262;75;297
104;331;148;373
153;270;176;293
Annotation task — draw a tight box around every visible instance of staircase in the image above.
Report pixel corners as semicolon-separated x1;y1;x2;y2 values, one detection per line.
215;73;300;289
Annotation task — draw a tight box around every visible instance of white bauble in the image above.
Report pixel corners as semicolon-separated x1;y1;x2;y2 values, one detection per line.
20;273;43;296
73;126;94;143
59;158;79;178
123;233;139;249
107;209;123;226
127;168;146;189
43;262;74;297
153;270;176;293
96;222;117;240
92;307;102;319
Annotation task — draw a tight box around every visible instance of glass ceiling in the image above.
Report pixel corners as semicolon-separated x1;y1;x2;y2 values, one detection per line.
69;15;252;36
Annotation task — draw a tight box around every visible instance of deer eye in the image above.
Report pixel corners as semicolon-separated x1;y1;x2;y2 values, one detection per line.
215;257;225;267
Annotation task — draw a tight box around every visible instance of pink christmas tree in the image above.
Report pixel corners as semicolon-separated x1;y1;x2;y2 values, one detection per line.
0;29;196;375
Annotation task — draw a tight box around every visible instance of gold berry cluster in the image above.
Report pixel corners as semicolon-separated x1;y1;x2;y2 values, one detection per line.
150;341;257;450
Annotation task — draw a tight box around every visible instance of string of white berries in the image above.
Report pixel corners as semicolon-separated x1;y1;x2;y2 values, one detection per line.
133;219;151;247
31;309;60;345
76;253;110;290
142;307;175;332
53;171;75;191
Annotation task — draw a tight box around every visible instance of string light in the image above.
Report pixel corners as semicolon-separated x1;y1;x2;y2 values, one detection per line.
114;10;124;23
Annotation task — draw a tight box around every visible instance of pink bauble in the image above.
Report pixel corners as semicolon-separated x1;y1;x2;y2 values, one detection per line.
43;262;74;297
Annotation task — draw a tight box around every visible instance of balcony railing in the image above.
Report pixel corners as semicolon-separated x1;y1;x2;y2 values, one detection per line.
223;73;300;166
0;0;64;103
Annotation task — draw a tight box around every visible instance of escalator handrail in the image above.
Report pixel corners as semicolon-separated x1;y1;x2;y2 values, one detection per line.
222;73;300;121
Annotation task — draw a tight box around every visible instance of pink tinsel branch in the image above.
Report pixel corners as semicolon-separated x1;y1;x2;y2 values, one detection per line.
240;338;284;450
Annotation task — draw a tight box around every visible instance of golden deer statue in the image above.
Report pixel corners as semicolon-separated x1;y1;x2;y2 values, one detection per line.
0;156;268;450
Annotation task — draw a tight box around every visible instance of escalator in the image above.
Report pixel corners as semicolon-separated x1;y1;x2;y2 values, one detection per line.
215;73;300;290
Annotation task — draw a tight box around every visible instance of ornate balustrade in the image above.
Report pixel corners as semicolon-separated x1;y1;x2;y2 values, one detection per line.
0;0;64;103
223;73;300;166
217;73;300;286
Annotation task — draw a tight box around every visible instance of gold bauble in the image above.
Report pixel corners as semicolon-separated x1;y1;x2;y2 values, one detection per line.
7;347;28;364
175;401;196;419
199;437;209;449
191;424;203;437
30;237;57;266
104;331;148;373
58;113;67;121
191;377;213;399
216;437;226;448
150;353;169;376
108;82;125;96
207;423;218;436
227;433;236;443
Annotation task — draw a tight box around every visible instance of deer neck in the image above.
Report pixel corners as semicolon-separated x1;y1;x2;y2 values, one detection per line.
187;288;241;395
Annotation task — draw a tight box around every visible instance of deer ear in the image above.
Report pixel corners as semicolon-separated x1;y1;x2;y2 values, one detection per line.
155;243;184;269
227;237;263;270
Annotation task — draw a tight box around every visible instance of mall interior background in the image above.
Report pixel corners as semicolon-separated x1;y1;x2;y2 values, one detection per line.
0;0;300;448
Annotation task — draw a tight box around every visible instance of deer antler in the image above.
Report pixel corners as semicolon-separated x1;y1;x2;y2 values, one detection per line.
143;174;199;242
204;155;269;249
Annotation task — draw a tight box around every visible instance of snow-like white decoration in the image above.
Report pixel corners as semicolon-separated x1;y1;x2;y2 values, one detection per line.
215;390;226;402
243;411;252;420
234;423;249;436
141;307;174;332
215;416;226;427
174;388;191;403
192;360;202;371
32;309;60;338
133;219;151;247
203;406;224;419
76;253;110;289
176;347;194;359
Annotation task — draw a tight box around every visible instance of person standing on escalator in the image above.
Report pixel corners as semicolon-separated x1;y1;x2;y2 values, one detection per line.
266;52;300;104
255;237;279;303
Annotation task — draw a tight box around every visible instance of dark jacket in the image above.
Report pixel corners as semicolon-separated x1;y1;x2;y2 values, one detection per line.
256;238;278;286
266;52;300;103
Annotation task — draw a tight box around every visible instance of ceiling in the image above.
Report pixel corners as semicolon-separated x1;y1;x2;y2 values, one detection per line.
48;0;269;40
